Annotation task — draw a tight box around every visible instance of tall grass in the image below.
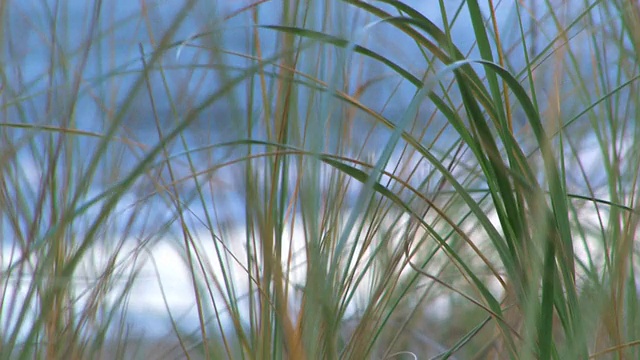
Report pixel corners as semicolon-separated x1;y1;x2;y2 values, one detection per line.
1;0;639;358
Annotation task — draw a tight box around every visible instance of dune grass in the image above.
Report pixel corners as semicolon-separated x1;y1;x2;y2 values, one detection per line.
1;0;640;358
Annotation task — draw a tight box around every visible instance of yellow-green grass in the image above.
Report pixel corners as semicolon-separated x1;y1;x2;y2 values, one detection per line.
1;0;639;359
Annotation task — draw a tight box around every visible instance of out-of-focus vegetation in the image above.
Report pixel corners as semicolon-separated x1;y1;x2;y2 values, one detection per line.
1;0;639;358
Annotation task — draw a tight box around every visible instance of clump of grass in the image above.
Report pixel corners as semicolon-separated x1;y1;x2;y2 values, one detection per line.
1;0;639;359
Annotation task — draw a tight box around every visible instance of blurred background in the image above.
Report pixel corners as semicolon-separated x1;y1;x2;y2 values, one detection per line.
1;0;638;358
